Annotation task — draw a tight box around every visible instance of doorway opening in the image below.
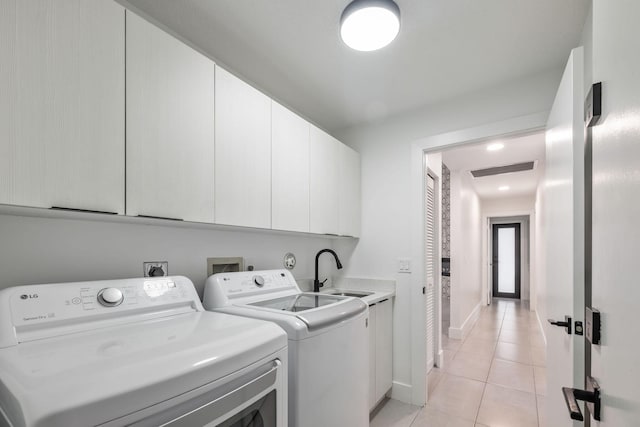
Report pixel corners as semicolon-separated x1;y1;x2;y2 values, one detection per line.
491;223;522;299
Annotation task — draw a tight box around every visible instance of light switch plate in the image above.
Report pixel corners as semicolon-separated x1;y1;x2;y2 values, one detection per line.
398;258;412;273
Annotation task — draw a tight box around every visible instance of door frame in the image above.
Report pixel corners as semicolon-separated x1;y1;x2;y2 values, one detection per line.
491;223;522;299
409;112;547;406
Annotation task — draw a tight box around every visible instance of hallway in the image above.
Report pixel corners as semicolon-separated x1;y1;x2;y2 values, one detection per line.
371;299;547;427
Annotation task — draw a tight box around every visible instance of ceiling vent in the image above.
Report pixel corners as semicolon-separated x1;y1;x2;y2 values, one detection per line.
470;161;535;178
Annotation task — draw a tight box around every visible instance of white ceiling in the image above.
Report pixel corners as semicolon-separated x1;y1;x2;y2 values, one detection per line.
124;0;589;132
442;132;545;200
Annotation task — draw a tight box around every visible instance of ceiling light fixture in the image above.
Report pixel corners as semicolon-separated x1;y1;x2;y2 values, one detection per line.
340;0;401;52
498;185;510;191
486;143;505;152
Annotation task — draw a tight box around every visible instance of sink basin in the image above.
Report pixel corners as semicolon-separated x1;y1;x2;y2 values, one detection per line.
326;290;373;298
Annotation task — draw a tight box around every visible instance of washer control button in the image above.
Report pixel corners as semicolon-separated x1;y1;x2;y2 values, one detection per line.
97;288;124;307
253;275;265;287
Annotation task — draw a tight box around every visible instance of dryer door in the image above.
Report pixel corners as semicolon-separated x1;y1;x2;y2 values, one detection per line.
103;359;285;427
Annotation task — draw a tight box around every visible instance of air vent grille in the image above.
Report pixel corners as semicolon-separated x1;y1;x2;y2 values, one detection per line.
471;161;535;178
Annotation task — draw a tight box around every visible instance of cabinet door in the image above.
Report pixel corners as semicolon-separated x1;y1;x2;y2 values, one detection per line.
368;304;377;411
338;144;361;237
0;0;125;213
272;101;310;232
214;66;271;228
309;126;339;234
375;298;393;400
126;12;215;223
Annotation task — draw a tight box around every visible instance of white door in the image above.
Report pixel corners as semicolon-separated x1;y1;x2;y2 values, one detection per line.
126;12;215;223
215;66;271;228
425;174;436;372
590;1;640;424
543;46;585;426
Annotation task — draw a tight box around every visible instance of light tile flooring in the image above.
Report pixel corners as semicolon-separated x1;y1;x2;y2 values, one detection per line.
370;299;547;427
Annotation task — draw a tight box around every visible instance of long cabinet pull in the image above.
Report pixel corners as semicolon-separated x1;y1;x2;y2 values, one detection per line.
137;214;184;221
378;298;389;303
51;206;118;215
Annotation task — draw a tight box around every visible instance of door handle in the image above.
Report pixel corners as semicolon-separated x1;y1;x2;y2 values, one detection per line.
548;316;572;334
562;376;601;421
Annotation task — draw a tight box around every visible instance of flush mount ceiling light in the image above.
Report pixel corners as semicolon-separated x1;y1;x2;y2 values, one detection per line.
498;185;510;191
340;0;401;52
486;143;505;152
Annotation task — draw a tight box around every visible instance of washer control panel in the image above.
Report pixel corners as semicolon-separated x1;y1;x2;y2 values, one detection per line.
5;276;197;329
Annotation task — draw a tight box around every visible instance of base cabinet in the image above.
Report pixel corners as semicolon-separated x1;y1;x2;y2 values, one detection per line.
369;298;393;411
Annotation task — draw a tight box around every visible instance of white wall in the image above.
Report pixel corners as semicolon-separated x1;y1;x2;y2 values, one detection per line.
334;68;560;401
449;171;483;338
0;213;337;295
534;184;546;340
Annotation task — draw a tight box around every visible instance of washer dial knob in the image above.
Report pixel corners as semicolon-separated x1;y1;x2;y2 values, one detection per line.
253;275;265;287
97;287;124;307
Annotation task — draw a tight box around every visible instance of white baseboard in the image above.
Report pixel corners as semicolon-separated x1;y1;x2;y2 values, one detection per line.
390;381;412;404
448;303;481;340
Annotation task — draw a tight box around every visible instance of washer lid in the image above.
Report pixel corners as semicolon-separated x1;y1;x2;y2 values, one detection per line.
249;293;367;331
0;311;286;427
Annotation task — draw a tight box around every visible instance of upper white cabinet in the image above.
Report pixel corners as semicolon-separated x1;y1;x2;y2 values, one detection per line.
214;66;271;228
339;144;361;237
271;101;310;232
309;126;339;235
0;0;125;213
126;12;215;223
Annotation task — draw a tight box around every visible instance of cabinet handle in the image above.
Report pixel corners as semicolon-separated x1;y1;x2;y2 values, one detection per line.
379;298;389;303
137;214;184;221
368;303;376;307
51;206;118;215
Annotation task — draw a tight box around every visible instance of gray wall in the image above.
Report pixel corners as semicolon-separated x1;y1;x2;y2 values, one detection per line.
0;213;337;296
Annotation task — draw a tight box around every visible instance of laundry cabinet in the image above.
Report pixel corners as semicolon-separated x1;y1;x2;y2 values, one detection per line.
368;298;393;411
271;101;310;232
126;11;215;223
309;126;340;234
214;66;271;228
338;143;361;237
0;0;125;214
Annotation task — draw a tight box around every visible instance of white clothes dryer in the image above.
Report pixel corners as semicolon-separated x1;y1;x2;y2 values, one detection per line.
203;269;369;427
0;276;287;427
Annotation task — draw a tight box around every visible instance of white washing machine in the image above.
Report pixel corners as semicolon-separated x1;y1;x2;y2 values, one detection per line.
203;269;369;427
0;276;287;427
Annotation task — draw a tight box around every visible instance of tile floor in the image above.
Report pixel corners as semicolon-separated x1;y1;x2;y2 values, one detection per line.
370;299;547;427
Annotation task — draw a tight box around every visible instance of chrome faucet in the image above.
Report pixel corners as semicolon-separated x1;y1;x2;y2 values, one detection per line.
313;249;343;292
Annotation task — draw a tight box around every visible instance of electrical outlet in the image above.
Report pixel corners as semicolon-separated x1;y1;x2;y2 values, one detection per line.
144;261;168;277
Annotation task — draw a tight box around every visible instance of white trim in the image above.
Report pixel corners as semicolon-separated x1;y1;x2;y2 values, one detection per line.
409;111;548;407
448;303;481;340
390;381;412;403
